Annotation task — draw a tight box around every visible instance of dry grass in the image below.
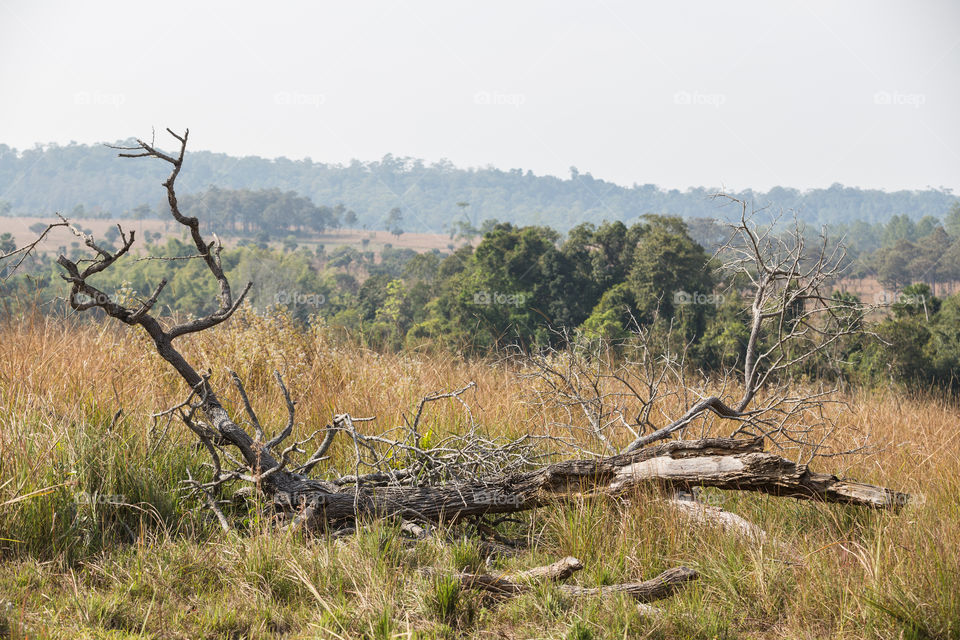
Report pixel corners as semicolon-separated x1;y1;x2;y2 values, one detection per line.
0;309;957;639
3;215;462;258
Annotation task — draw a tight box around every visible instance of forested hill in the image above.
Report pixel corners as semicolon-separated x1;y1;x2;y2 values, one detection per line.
1;140;956;232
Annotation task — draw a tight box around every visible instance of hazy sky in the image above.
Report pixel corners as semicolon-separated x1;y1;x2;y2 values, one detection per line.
1;0;958;192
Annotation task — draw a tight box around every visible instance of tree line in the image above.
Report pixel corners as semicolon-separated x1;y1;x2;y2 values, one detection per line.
838;207;960;292
4;213;959;392
1;140;956;232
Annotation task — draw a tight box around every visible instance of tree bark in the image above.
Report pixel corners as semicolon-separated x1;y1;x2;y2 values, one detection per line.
285;436;910;531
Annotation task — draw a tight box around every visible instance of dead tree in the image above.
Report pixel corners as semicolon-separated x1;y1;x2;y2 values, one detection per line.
521;197;872;463
35;129;909;608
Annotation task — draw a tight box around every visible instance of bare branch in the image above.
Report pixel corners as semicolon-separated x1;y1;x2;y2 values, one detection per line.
230;370;265;442
0;214;71;282
264;371;296;449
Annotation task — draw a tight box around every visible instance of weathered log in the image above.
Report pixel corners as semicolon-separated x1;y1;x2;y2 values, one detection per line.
557;566;698;602
514;556;584;582
285;435;909;530
435;556;584;595
609;450;908;508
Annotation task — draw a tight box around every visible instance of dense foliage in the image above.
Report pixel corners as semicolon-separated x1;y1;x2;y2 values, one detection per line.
838;206;960;290
4;213;959;392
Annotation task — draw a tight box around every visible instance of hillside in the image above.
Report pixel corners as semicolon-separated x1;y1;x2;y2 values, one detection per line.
0;141;956;232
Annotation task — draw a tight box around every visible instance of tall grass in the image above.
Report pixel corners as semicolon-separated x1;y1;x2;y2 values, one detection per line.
0;309;957;638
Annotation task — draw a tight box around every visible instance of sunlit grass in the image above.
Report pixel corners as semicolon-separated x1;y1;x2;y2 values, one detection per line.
0;310;957;638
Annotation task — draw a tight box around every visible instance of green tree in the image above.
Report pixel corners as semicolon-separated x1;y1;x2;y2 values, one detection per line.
874;316;932;384
328;246;361;272
696;291;751;371
384;207;404;237
579;283;638;341
911;227;953;293
452;201;477;241
872;240;915;290
882;214;917;247
0;232;15;254
924;292;960;386
130;203;153;220
944;202;960;239
403;252;441;284
915;215;939;239
627;216;714;334
891;283;939;320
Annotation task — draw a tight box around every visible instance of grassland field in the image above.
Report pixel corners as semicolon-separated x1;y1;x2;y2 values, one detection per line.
0;307;957;639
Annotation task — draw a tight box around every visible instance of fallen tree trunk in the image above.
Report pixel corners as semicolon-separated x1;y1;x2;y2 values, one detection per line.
287;434;910;531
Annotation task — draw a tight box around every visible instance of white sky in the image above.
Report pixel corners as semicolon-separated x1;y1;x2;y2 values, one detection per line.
1;0;958;192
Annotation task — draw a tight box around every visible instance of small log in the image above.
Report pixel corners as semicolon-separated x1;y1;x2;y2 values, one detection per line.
558;566;698;603
513;556;584;582
444;560;697;604
426;556;584;595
